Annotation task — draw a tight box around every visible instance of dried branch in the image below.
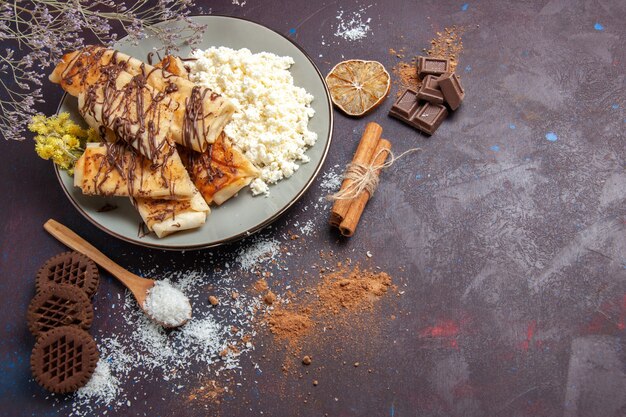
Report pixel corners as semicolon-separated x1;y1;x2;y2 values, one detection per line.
0;0;204;141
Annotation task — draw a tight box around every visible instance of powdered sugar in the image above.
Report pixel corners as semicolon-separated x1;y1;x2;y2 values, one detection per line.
237;237;281;271
143;280;191;327
334;6;373;41
298;219;315;236
75;360;120;406
319;164;343;193
59;229;293;415
62;262;267;416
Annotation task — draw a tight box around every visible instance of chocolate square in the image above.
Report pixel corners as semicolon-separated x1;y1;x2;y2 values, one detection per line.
389;89;448;135
413;102;448;135
417;56;451;76
388;89;421;119
416;75;444;104
438;72;465;110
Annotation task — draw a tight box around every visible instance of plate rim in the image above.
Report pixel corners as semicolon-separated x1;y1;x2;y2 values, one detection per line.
54;14;334;251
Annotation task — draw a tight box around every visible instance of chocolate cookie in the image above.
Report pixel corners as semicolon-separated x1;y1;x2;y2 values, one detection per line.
31;326;99;394
35;251;99;298
27;283;93;337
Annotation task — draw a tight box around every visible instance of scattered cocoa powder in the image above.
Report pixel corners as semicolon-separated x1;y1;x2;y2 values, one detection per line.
392;59;420;95
388;47;406;58
253;278;269;292
187;379;225;406
425;26;464;72
317;266;392;314
267;307;314;349
263;263;393;361
263;290;277;305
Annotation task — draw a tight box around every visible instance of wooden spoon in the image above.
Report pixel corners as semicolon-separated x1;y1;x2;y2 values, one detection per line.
43;219;190;328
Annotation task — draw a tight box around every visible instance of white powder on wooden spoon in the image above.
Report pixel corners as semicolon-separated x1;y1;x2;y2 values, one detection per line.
143;280;191;327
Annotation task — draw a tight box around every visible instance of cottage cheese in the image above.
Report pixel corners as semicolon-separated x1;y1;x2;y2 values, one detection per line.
188;47;317;195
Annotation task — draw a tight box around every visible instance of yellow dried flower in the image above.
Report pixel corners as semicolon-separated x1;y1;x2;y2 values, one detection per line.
28;112;97;175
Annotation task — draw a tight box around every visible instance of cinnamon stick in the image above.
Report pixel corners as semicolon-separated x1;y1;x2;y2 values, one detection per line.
339;139;391;237
329;122;382;227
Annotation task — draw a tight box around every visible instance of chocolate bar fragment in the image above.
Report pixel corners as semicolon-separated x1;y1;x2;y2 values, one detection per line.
388;89;421;120
438;72;465;110
389;89;448;135
416;75;444;104
413;102;448;134
417;56;450;76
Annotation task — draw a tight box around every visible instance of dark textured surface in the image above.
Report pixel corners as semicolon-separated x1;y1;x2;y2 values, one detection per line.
1;1;625;416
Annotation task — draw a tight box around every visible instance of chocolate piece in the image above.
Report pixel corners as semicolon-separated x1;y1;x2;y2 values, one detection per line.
388;89;421;129
389;89;448;135
416;56;450;76
414;102;448;134
36;251;99;298
27;283;94;337
416;75;444;104
30;326;99;394
389;89;421;119
438;72;465;110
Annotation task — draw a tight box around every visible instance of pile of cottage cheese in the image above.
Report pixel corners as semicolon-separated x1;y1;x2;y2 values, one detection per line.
188;47;317;195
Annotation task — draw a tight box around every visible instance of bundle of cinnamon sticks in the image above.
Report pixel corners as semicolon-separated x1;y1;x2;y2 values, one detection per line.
329;122;391;237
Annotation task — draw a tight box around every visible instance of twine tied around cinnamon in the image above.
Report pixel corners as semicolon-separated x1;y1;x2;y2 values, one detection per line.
328;147;422;201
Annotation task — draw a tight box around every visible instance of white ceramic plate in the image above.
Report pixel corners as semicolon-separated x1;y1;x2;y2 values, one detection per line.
55;15;333;250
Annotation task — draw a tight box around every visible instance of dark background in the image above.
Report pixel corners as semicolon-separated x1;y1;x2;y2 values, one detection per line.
1;0;625;416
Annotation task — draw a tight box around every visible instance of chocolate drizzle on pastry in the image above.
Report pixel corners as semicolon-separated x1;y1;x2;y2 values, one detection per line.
51;46;235;155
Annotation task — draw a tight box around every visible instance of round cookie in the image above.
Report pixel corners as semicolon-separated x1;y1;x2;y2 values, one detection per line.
27;283;94;337
31;326;99;394
35;251;99;298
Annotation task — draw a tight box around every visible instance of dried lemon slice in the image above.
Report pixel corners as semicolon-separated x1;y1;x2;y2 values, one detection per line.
326;59;391;117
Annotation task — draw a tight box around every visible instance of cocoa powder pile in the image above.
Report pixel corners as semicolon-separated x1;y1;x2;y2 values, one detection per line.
318;266;392;314
267;308;314;350
262;263;394;355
